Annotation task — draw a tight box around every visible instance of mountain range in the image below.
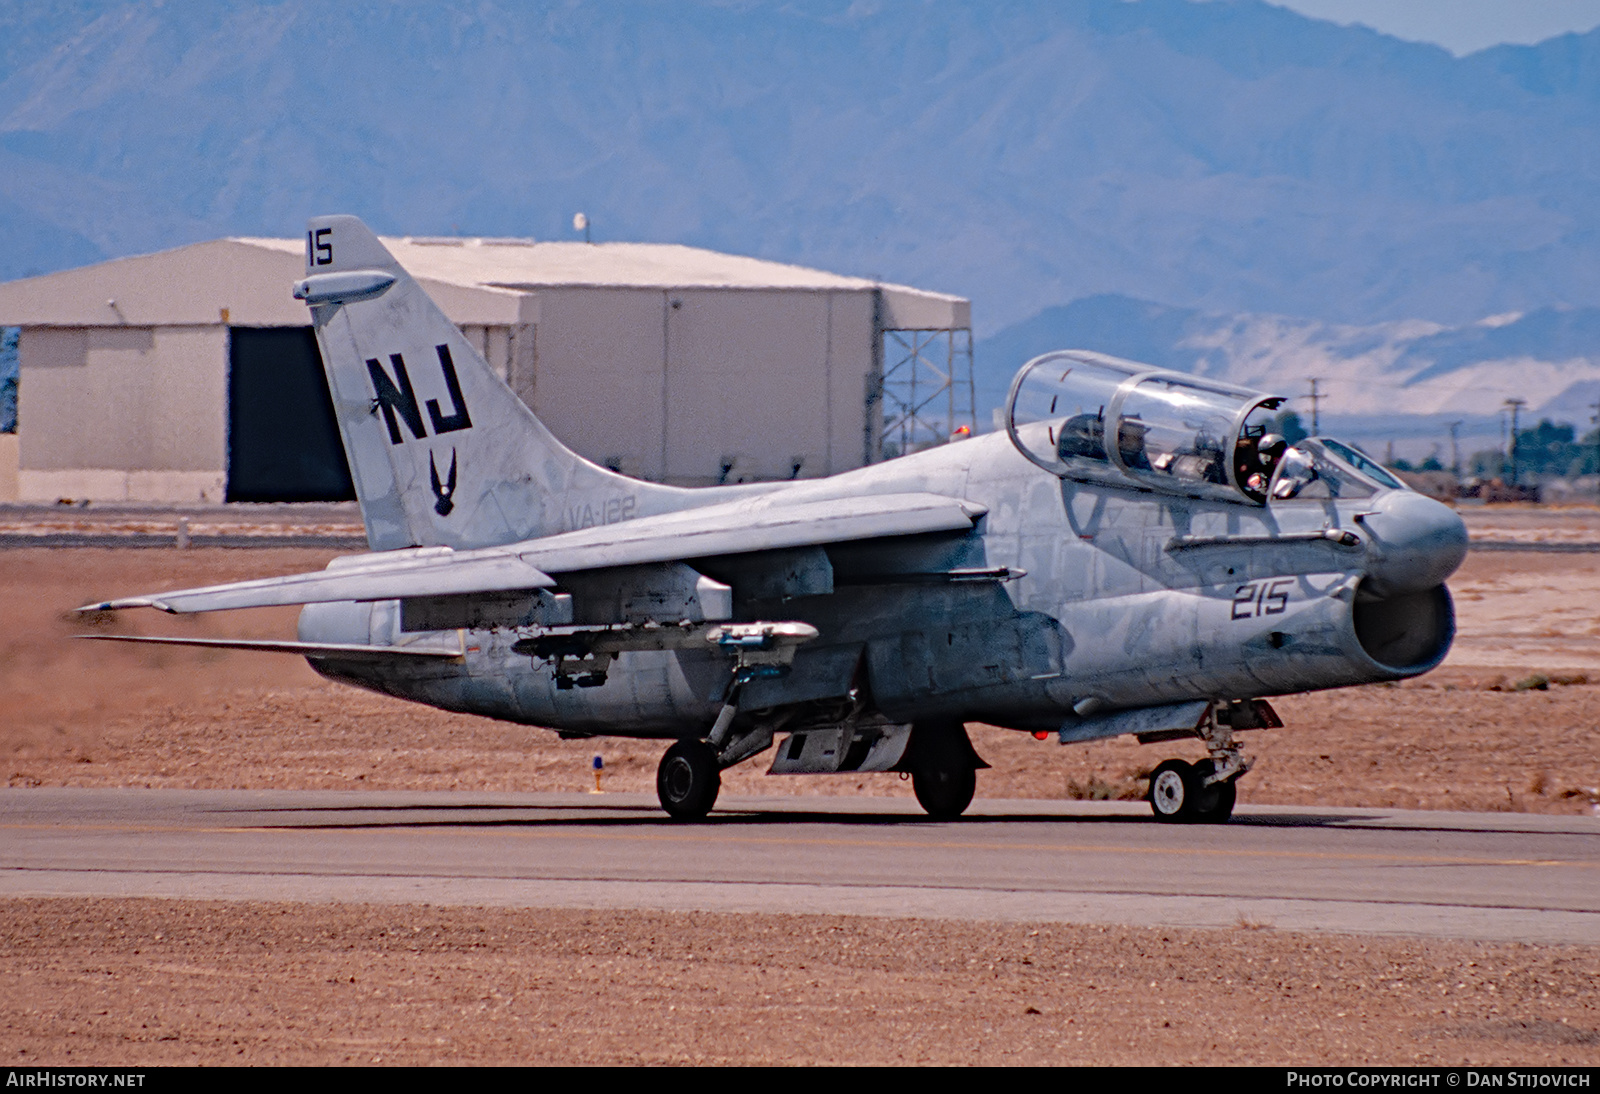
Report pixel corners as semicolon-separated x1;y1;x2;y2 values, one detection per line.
1;0;1598;438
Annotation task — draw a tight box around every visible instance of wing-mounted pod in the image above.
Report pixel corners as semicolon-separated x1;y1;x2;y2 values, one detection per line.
1004;351;1285;504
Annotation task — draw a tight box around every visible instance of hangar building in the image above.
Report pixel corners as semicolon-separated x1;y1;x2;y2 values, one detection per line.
0;236;971;503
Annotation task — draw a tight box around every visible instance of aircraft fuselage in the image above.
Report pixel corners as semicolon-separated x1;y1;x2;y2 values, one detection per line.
303;428;1460;740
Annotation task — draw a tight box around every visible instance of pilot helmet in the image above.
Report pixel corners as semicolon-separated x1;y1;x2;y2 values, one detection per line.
1256;433;1287;466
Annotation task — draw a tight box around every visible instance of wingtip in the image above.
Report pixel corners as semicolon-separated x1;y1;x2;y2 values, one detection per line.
76;597;163;613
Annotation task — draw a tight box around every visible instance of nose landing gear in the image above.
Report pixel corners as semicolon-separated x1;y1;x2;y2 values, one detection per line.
1148;758;1236;823
1146;700;1263;823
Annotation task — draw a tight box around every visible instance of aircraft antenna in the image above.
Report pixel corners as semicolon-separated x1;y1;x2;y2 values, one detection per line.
1307;377;1322;434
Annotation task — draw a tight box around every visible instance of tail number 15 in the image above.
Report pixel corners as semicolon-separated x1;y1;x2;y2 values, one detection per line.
1232;578;1292;620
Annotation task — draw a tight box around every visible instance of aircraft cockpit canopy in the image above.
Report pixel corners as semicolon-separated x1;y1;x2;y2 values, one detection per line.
1005;351;1287;504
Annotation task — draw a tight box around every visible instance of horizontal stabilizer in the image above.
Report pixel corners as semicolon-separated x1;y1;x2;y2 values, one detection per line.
75;633;465;660
80;552;554;614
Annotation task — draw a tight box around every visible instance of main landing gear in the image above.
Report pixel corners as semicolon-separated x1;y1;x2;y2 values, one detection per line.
907;720;987;820
653;719;990;822
654;621;818;821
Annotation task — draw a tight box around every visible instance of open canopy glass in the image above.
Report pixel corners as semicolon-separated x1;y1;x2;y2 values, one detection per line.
1004;351;1286;504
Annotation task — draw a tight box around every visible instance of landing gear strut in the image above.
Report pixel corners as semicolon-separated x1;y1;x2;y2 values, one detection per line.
656;739;721;820
652;621;815;820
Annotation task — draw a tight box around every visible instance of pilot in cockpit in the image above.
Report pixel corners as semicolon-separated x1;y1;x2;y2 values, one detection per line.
1057;410;1108;461
1116;417;1152;471
1237;431;1287;496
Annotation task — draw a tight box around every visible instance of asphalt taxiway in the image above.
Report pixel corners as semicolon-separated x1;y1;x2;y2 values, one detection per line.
2;789;1596;944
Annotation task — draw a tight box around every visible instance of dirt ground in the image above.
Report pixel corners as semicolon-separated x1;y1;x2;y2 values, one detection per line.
2;534;1599;1065
4;900;1598;1066
4;546;1598;815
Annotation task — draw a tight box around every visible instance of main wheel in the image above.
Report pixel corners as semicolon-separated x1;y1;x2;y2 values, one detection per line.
908;721;979;820
1189;759;1237;824
912;762;976;820
1148;758;1195;822
656;739;720;820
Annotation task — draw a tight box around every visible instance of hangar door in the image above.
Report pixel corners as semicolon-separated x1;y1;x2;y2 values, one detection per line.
226;327;355;502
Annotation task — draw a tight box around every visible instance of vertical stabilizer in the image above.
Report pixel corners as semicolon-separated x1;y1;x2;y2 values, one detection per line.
295;215;697;551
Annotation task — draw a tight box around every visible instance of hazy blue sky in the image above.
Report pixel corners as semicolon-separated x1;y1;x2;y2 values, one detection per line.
1261;0;1600;54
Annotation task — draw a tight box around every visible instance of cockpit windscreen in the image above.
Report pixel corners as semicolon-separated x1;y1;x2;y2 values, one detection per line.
1268;438;1404;501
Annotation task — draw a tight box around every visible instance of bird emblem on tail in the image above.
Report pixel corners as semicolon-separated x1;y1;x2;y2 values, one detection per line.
430;448;457;516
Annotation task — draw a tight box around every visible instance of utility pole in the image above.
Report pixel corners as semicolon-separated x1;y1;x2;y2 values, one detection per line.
1307;377;1322;435
1448;420;1462;478
1592;397;1600;477
1504;397;1526;485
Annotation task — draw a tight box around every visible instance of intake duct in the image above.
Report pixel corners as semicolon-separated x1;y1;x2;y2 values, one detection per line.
1352;580;1454;675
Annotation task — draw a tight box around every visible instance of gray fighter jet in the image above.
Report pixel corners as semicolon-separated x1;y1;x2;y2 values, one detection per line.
83;215;1469;822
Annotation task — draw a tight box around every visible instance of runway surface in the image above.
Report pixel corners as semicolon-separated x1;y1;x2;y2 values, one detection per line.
3;788;1598;945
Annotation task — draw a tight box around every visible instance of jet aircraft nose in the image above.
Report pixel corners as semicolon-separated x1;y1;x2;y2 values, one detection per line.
1356;489;1469;597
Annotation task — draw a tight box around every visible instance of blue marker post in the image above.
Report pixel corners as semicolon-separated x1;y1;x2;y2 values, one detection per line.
591;754;603;794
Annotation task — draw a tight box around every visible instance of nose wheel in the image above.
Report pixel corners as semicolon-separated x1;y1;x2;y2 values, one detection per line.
1148;758;1236;823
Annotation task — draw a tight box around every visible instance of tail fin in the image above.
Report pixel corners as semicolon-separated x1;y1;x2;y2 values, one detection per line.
296;215;690;551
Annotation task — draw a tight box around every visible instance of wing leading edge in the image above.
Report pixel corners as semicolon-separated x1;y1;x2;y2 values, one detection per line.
81;492;987;614
82;551;557;614
75;633;466;660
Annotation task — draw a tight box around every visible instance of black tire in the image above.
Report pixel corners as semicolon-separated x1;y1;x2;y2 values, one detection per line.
1148;758;1194;822
1189;759;1237;824
908;721;979;820
656;739;721;820
912;762;976;820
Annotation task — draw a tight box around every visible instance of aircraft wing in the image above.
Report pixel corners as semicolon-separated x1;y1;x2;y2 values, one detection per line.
82;552;557;613
75;634;465;660
520;491;986;573
82;491;985;614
